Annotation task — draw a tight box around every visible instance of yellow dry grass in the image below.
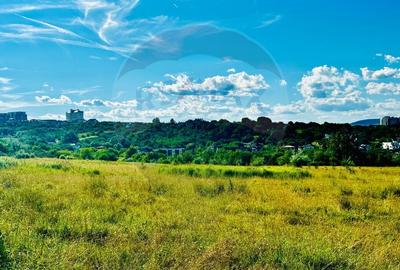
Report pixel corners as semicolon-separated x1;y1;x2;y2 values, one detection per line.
0;158;400;269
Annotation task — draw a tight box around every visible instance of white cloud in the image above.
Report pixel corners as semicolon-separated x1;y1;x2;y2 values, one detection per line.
35;95;72;105
385;55;400;64
376;53;400;64
279;80;287;87
227;68;236;73
83;96;271;122
35;113;65;121
297;65;368;111
256;15;282;29
366;82;400;95
299;66;359;99
61;86;101;96
272;102;306;114
375;99;400;112
35;95;137;109
76;99;138;108
144;72;270;97
0;76;15;91
0;77;12;85
0;4;72;14
361;67;400;81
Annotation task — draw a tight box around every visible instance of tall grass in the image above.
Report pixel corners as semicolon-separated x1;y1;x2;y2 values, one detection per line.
0;157;18;169
159;165;311;179
0;160;399;268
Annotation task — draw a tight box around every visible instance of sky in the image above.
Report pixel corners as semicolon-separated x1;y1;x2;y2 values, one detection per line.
0;0;400;123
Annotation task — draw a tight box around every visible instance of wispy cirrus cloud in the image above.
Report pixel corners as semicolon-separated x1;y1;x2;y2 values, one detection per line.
0;3;73;14
256;14;282;29
0;1;170;56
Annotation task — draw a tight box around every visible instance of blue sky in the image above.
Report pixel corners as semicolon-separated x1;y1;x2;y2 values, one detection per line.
0;0;400;123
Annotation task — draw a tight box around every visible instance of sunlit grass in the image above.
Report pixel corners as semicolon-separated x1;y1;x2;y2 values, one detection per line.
0;158;400;269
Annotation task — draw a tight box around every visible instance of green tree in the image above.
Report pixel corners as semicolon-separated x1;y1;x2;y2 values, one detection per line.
62;132;79;144
95;149;119;161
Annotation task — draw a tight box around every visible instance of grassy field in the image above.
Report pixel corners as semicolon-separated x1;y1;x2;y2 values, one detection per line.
1;159;400;269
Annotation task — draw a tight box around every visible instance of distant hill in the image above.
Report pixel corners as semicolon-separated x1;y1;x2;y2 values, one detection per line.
351;119;380;126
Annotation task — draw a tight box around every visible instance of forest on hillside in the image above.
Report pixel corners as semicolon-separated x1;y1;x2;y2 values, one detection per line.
0;117;400;166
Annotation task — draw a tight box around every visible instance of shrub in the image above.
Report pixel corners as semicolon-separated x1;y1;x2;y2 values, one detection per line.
381;186;400;199
95;149;119;161
340;187;353;196
286;211;311;226
0;233;10;269
194;182;226;197
290;153;311;167
40;162;71;171
339;197;352;210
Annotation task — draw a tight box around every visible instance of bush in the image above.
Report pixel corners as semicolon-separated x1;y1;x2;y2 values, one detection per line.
194;182;226;197
339;197;352;210
80;148;95;160
0;233;10;269
290;153;311;167
95;149;119;161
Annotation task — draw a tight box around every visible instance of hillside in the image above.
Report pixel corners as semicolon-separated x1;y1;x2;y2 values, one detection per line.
0;118;400;166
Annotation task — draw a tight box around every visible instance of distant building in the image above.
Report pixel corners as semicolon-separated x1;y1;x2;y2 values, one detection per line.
66;109;84;123
381;116;400;126
161;148;185;156
0;112;28;123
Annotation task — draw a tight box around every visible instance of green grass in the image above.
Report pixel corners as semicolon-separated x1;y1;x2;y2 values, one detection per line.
0;159;400;269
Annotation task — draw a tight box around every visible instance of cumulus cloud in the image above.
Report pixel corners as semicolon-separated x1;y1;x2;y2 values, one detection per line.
361;67;400;81
144;72;270;97
376;53;400;64
297;65;368;111
35;95;72;105
35;95;137;108
279;80;288;87
384;55;400;64
76;99;138;108
84;96;271;122
272;102;306;114
366;82;400;95
375;98;400;111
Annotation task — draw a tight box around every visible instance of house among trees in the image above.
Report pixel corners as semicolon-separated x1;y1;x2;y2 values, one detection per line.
66;109;84;123
382;141;400;151
161;148;185;156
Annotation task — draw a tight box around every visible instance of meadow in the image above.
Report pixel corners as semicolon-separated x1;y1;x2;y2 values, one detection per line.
0;158;400;269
